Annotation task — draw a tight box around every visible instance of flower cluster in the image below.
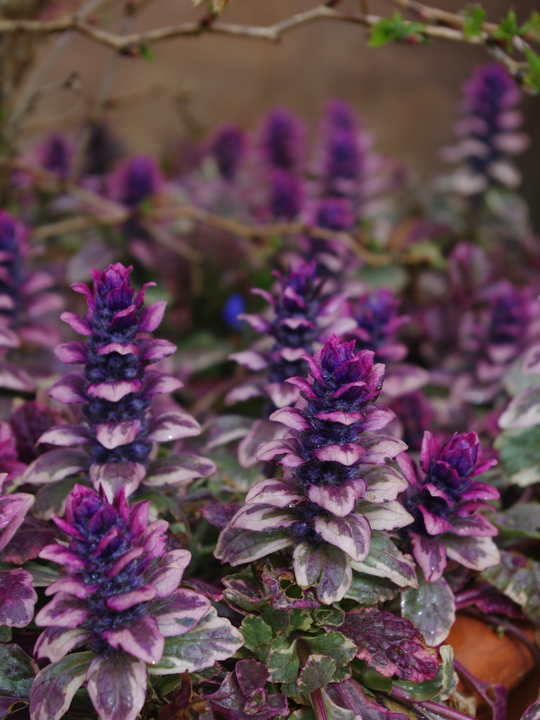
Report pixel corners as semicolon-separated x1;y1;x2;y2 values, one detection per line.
31;484;242;720
0;211;63;391
443;63;529;194
32;263;213;499
398;430;500;582
217;336;413;603
348;288;409;363
458;280;537;387
209;123;246;182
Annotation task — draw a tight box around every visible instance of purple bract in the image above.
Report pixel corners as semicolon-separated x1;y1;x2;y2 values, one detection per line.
399;430;500;582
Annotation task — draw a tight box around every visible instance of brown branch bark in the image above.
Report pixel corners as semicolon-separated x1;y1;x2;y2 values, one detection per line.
0;3;526;79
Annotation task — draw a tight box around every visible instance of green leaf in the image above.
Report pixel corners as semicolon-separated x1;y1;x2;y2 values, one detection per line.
482;550;540;624
240;616;273;652
0;627;11;643
520;10;540;42
313;607;345;628
493;9;518;50
368;12;427;47
350;532;417;588
319;687;359;720
139;44;155;62
495;425;540;486
302;631;357;667
0;644;37;718
29;652;91;720
260;606;289;635
297;655;337;694
152;608;244;675
267;637;300;683
463;5;486;38
432;646;457;702
401;573;456;647
493;503;540;540
524;48;540;95
344;571;400;605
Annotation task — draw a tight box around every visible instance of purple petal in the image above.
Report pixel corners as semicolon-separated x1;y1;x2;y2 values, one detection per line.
104;614;164;665
419;507;454;535
269;407;310;431
143;371;183;396
359;501;414;531
256;436;303;464
139;339;177;361
442;535;501;571
35;591;90;628
147;412;200;442
0;360;34;392
145;454;215;487
225;383;264;405
87;653;147;720
45;576;97;599
229;350;268;371
230;503;297;531
23;448;88;485
308;480;364;517
358;435;408;464
410;531;447;583
313;514;371;562
151;589;211;637
38;424;90;447
34;626;90;663
245;478;304;507
39;544;86;569
89;462;145;501
315;411;366;425
215;526;293;566
0;322;19;348
314;443;365;466
143;549;191;597
60;312;92;336
96;419;142;449
27;292;63;318
237;313;270;333
87;380;142;402
238;419;286;469
54;341;88;364
97;343;139;356
139;301;167;331
265;381;300;408
106;585;157;611
50;374;87;404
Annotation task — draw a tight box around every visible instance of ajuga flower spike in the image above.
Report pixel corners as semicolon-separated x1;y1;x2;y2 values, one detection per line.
30;485;242;720
29;263;214;500
398;431;500;582
217;336;414;603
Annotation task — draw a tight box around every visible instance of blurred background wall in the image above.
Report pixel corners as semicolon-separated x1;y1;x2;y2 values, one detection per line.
29;0;540;225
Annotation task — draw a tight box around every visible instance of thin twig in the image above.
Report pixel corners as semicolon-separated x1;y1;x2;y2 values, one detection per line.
0;4;526;80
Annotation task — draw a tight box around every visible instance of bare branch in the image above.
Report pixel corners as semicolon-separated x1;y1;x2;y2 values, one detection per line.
0;1;528;82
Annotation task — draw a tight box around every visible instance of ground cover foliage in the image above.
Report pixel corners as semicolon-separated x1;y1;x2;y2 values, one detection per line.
1;4;540;720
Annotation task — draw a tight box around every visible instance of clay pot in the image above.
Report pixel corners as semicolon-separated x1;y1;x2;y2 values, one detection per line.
447;613;538;719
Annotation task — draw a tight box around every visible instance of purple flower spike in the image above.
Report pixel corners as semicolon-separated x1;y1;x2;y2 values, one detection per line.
218;336;413;604
210;123;246;181
259;108;306;172
348;289;409;363
229;261;349;410
443;63;529;194
40;263;213;499
269;169;304;221
0;211;63;360
109;156;163;209
37;132;73;180
31;484;241;720
314;197;355;232
399;430;500;583
459;280;535;386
